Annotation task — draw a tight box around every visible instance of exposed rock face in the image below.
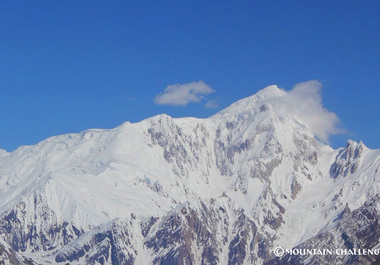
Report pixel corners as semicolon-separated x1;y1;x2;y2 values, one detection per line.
330;140;364;178
0;86;379;264
145;200;267;265
0;240;35;265
0;200;83;253
266;195;380;265
54;219;138;265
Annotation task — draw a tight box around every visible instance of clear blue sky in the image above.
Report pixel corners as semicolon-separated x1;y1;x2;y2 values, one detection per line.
0;1;379;151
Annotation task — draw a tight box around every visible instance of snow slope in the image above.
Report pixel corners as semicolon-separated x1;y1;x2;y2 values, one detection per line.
0;85;379;264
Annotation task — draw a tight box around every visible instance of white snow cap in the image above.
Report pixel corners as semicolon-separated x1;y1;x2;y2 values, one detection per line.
216;80;343;143
0;148;8;157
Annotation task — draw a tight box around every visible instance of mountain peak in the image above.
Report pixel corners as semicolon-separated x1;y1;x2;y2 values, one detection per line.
0;83;379;265
212;85;285;119
255;84;285;98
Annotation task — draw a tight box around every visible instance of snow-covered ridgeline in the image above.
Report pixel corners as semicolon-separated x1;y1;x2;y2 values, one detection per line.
0;85;379;264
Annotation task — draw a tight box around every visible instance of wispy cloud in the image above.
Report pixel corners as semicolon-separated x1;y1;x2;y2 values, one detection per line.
204;100;219;109
154;81;214;106
270;80;344;142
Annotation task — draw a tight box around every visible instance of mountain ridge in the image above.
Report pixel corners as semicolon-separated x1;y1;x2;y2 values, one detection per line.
0;86;379;264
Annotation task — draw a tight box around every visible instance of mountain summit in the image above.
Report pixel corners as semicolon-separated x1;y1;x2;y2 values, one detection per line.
0;86;379;264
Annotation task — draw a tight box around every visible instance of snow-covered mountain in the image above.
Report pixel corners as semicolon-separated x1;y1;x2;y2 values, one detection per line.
0;85;379;264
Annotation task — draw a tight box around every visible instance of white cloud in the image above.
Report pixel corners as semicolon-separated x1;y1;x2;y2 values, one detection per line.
155;81;214;106
270;80;344;142
204;100;219;109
